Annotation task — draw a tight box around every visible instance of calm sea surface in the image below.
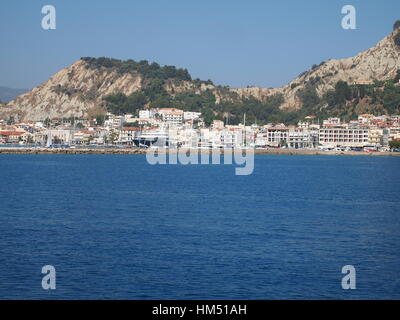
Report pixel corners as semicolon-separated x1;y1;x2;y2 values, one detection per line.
0;154;399;299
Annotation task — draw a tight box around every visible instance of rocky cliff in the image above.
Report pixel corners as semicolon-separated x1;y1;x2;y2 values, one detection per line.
2;29;400;121
232;30;400;110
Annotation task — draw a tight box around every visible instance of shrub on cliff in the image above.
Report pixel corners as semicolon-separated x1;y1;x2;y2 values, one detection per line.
297;85;320;111
394;20;400;31
389;139;400;150
81;57;192;81
394;32;400;47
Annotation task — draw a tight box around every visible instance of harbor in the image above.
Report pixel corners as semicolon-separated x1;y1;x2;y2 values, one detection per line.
1;146;399;156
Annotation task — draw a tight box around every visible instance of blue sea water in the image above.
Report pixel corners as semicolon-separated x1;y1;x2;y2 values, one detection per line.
0;154;399;300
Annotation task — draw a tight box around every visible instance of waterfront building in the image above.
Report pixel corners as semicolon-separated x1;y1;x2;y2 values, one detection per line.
157;108;184;127
318;127;369;147
0;131;26;144
33;131;47;145
388;125;400;141
104;113;124;130
198;128;218;148
71;130;93;145
368;129;384;146
220;128;243;148
46;129;73;145
175;128;199;148
255;131;268;148
265;127;289;147
5;111;400;151
118;127;140;145
288;128;313;149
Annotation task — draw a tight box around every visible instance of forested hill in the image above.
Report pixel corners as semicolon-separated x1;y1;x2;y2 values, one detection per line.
2;22;400;123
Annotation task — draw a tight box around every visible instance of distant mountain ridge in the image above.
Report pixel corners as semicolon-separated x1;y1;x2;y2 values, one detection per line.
1;27;400;121
0;86;28;103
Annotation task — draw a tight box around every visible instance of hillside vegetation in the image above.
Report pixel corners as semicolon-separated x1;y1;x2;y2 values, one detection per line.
2;21;400;122
84;57;300;125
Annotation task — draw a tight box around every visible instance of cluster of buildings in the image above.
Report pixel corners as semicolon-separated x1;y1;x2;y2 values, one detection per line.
1;109;400;151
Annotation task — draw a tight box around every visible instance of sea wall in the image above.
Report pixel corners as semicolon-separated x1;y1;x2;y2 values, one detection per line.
0;147;399;157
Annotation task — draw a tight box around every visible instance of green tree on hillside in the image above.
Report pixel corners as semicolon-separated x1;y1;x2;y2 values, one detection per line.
201;107;216;126
334;81;352;105
394;20;400;31
297;85;320;111
7;116;15;125
394;32;400;47
81;57;191;81
103;92;147;115
383;82;400;114
322;81;352;107
150;95;173;108
95;114;106;126
389;139;400;150
143;79;168;101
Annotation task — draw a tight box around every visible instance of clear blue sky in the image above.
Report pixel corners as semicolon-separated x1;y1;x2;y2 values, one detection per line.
0;0;399;89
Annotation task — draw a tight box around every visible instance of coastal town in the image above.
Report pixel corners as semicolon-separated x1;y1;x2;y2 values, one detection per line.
1;107;400;152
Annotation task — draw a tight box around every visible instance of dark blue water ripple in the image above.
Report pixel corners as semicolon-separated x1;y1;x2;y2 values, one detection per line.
0;154;399;299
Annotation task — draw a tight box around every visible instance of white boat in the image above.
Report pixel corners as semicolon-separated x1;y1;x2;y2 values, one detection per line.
46;131;52;147
133;129;169;148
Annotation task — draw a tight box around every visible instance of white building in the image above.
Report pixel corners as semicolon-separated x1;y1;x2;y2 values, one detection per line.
71;130;96;145
265;127;289;146
288;128;313;149
212;120;224;130
255;131;268;147
368;128;386;147
118;127;140;145
220;129;243;148
323;117;341;126
139;110;156;119
319;128;369;147
358;114;374;125
160;109;184;127
104;113;124;130
175;128;199;148
46;129;73;145
183;112;202;121
198;128;222;148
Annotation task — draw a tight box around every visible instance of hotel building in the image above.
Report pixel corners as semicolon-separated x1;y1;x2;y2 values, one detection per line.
318;128;369;147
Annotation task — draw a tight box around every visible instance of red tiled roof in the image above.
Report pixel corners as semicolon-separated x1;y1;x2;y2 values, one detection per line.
0;131;25;136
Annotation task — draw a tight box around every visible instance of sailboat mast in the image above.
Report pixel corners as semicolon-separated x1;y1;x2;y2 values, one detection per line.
243;113;246;147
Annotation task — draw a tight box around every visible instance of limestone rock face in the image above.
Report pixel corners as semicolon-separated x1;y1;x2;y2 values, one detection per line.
2;60;143;121
2;30;400;120
275;31;400;110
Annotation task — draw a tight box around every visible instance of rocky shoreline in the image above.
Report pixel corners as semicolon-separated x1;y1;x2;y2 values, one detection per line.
0;147;399;157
